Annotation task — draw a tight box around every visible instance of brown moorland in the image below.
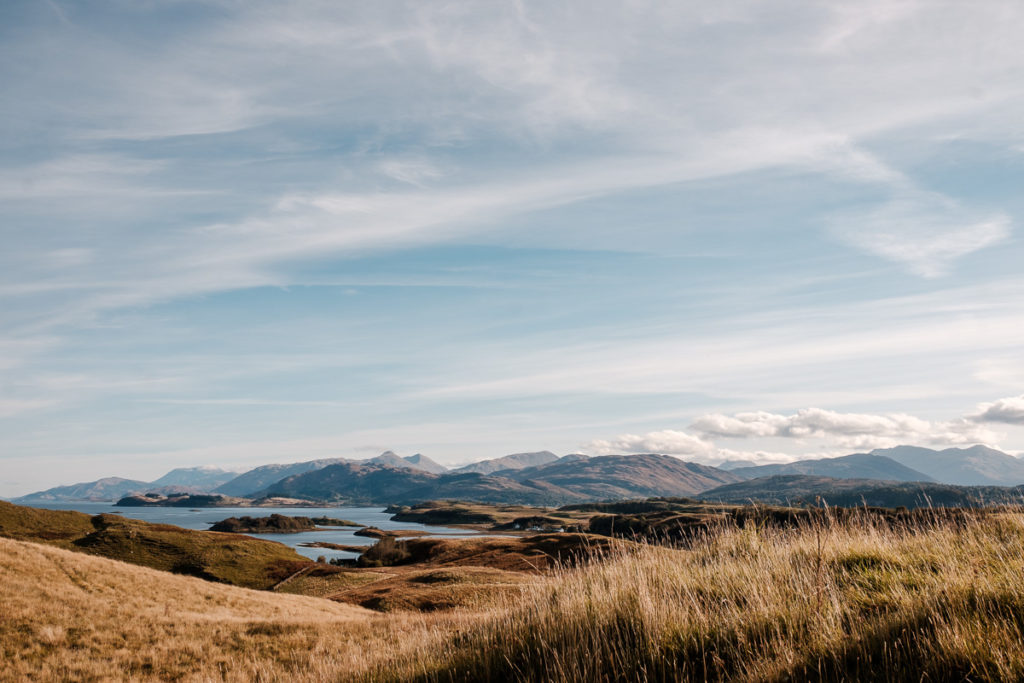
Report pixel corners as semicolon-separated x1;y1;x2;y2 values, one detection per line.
9;501;1024;681
0;536;448;683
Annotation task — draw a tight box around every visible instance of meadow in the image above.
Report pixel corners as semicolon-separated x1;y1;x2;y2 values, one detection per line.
5;508;1024;681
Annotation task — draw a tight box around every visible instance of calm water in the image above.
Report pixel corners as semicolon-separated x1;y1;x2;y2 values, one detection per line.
27;502;479;561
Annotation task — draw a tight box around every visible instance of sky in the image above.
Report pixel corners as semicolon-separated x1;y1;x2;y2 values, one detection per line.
3;0;1024;497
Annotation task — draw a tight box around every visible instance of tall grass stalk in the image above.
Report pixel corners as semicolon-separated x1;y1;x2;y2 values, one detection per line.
373;511;1024;682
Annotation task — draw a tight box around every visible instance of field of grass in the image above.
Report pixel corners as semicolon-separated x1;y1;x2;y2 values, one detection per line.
0;536;464;682
370;511;1024;682
7;505;1024;681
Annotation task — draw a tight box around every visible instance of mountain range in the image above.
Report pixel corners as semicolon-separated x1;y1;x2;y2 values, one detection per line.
115;454;745;507
12;477;153;503
12;468;239;503
12;444;1024;506
870;445;1024;486
450;451;560;474
259;453;743;506
730;453;934;483
211;458;349;497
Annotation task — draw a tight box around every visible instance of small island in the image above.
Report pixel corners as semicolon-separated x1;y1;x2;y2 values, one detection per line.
116;493;327;507
352;526;429;539
117;493;249;507
209;514;362;533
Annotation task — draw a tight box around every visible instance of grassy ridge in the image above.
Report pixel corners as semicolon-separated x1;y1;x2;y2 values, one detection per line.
0;536;398;683
0;501;313;589
373;512;1024;682
0;500;97;542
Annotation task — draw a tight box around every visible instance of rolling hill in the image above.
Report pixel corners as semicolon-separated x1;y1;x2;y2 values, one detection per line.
262;454;742;505
15;467;240;503
148;466;238;490
452;451;560;474
0;536;372;682
730;453;934;482
262;461;441;504
395;472;585;506
508;454;743;499
12;477;151;503
213;458;349;496
697;474;1024;508
871;445;1024;486
0;500;311;589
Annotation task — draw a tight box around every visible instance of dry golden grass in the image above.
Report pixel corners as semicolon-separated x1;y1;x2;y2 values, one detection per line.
328;566;533;612
371;512;1024;682
0;537;466;683
9;511;1024;682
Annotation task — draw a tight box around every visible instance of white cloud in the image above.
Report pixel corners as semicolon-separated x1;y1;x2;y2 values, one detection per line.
582;429;797;466
691;408;931;440
831;192;1012;277
689;407;998;450
585;430;716;458
969;395;1024;425
585;401;1013;466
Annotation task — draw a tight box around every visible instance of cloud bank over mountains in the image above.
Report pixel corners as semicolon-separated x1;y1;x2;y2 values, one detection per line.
586;397;1023;464
969;396;1024;425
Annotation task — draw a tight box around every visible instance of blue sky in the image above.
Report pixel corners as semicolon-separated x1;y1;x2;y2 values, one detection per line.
3;0;1024;496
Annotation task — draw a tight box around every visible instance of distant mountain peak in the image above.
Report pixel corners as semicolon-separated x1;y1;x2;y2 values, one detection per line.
365;451;447;474
453;451;560;475
13;477;151;503
730;453;934;484
868;445;1024;486
259;452;741;505
149;467;238;490
402;453;448;474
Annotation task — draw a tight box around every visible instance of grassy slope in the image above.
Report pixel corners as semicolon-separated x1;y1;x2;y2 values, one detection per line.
371;512;1024;682
0;500;311;589
0;500;98;542
0;536;427;683
10;498;1024;681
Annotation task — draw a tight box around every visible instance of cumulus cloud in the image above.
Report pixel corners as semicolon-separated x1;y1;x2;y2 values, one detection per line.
969;395;1024;425
585;429;716;458
692;408;930;439
585;403;1009;467
689;407;998;450
582;429;797;466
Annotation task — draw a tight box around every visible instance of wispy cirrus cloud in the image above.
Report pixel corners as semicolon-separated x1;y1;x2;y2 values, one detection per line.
0;399;56;419
4;0;1024;495
830;192;1012;277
